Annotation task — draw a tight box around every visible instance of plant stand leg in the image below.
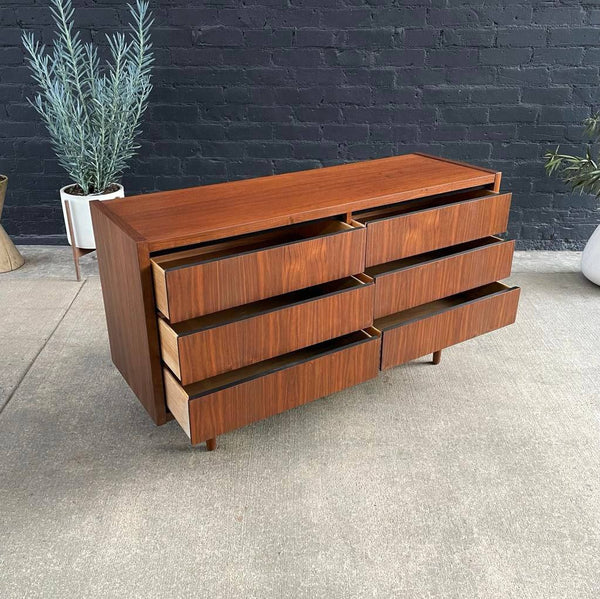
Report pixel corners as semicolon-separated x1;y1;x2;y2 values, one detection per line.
206;437;218;451
64;199;94;282
0;176;25;273
432;350;442;365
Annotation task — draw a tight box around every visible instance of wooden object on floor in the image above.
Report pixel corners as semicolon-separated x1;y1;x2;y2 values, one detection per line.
0;175;24;273
92;153;519;448
432;351;442;365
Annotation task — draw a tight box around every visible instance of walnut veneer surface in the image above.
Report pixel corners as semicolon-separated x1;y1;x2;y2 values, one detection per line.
91;153;519;447
98;153;497;252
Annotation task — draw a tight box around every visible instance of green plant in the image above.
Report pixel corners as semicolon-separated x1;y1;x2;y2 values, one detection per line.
22;0;153;195
545;114;600;197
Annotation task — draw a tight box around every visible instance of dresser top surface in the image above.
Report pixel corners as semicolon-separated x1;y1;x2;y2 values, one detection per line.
96;153;498;252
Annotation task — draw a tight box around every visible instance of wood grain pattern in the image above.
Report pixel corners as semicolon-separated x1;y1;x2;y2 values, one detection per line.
493;172;502;193
90;201;168;424
163;330;381;445
414;152;498;175
377;283;520;369
360;191;512;266
367;237;515;318
89;153;516;443
152;220;366;323
160;275;375;384
98;154;497;252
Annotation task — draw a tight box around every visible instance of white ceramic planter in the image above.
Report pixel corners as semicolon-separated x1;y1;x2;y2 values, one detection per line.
60;184;124;249
582;224;600;286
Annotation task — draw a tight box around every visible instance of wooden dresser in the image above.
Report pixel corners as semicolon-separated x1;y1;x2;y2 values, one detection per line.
91;153;520;450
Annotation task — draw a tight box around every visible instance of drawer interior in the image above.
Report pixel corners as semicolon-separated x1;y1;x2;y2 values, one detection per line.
356;187;499;223
165;274;373;335
152;218;359;271
177;329;379;400
375;281;516;330
365;236;505;277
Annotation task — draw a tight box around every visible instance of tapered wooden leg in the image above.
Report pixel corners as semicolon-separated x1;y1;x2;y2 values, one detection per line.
206;437;218;451
64;200;94;282
65;201;81;281
432;350;442;365
72;248;82;282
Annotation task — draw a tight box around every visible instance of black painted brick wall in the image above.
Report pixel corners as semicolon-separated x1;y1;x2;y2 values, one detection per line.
1;0;599;248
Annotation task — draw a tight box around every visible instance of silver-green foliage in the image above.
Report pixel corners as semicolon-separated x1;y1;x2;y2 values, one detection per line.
545;114;600;197
22;0;153;195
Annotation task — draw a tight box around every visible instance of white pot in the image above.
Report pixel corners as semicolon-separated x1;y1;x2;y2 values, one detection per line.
60;184;124;249
582;224;600;286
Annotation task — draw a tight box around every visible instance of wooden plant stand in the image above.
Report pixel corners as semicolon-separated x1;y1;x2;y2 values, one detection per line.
91;153;520;451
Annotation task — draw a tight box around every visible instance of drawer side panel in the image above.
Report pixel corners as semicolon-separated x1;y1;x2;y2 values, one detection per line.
91;202;167;425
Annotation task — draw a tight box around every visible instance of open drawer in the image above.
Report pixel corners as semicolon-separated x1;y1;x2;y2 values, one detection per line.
164;329;381;445
151;218;366;323
355;188;512;266
376;282;520;369
366;236;515;318
158;275;374;384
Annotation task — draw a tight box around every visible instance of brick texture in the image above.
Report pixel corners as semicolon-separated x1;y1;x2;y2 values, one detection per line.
1;0;599;248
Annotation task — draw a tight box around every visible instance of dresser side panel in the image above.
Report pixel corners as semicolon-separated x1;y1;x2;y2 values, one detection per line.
91;202;167;424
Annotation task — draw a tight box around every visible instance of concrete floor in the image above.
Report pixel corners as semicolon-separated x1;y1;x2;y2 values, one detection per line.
0;247;598;598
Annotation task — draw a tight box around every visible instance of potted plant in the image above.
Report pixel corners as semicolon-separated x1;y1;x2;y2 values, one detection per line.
22;0;153;249
545;115;600;285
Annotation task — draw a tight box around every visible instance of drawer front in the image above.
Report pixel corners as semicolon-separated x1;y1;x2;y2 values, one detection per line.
159;276;375;384
153;221;366;323
164;331;381;445
379;284;520;369
371;238;515;318
364;193;511;266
